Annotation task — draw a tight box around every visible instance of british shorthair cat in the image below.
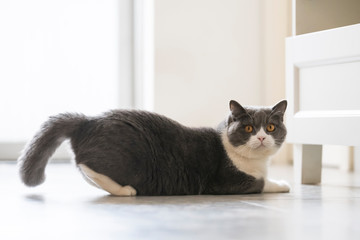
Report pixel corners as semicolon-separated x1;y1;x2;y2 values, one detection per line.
18;100;290;196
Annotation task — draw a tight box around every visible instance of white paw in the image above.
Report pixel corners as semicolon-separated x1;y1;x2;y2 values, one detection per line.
263;179;291;193
110;185;137;197
123;185;137;196
276;180;291;193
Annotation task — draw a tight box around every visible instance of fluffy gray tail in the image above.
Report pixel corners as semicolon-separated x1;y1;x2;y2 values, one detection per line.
18;113;87;186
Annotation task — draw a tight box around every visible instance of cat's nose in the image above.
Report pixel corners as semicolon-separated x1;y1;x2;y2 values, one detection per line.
258;136;266;142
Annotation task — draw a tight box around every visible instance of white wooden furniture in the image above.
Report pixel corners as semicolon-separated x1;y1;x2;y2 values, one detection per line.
286;23;360;184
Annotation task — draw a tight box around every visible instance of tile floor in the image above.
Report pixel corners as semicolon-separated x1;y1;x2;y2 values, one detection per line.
1;161;360;240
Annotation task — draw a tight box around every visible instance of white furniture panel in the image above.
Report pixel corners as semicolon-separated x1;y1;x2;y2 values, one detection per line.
299;61;360;111
286;23;360;184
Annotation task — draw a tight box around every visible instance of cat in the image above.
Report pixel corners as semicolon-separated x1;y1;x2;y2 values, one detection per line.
18;100;290;196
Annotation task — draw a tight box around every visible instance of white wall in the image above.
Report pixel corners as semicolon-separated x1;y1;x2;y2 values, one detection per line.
154;0;264;127
263;0;292;106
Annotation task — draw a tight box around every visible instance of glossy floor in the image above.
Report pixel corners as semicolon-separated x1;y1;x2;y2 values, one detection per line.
1;162;360;240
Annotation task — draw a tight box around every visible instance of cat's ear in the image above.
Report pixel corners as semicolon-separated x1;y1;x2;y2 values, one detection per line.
271;100;287;121
229;100;247;119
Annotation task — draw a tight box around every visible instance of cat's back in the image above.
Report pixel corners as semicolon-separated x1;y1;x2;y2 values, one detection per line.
96;110;219;152
71;109;187;153
102;109;185;132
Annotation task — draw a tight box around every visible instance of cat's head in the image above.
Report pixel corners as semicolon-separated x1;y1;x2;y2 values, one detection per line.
223;100;287;159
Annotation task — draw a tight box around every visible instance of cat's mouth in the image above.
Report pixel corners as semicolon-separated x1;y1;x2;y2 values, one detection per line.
249;142;275;151
246;134;276;150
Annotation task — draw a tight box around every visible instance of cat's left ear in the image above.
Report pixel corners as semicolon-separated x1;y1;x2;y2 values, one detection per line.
229;100;247;119
271;100;287;121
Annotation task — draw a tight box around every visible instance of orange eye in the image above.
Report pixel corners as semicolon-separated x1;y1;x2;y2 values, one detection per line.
266;124;275;132
244;125;253;133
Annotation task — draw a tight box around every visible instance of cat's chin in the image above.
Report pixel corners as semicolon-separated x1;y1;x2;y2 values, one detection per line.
238;144;279;160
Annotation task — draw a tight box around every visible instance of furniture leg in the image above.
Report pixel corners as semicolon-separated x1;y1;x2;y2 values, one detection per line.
294;144;322;184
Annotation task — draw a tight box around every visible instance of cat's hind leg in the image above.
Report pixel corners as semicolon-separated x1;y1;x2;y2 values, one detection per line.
78;164;137;196
263;178;291;193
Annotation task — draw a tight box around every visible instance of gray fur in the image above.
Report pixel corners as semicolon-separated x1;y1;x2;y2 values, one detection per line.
18;100;287;195
18;113;87;186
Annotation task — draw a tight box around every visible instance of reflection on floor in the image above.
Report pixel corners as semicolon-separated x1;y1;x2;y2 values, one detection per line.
1;161;360;240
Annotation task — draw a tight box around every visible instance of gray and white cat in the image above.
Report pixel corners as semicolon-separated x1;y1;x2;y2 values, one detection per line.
18;100;290;196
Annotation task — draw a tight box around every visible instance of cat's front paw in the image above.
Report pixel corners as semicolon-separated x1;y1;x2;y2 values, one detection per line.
263;179;291;193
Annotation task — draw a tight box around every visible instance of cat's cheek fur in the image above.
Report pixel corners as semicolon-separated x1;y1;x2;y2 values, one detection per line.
225;131;279;162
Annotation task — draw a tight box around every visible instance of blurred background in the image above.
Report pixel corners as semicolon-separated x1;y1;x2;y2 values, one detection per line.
0;0;292;163
0;0;291;163
1;0;359;168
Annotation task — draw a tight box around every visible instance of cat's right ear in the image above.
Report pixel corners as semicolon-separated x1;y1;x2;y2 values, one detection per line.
229;100;247;120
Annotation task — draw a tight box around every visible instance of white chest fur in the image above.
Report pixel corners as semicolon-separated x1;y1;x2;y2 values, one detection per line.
221;131;269;179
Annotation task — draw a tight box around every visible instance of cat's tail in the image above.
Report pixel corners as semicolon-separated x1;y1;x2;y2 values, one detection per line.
18;113;87;187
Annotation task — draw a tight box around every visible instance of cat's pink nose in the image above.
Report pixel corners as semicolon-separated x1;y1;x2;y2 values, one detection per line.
258;137;266;142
